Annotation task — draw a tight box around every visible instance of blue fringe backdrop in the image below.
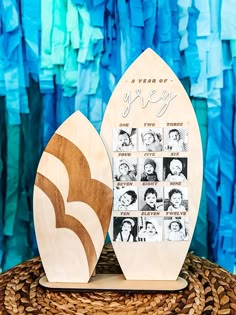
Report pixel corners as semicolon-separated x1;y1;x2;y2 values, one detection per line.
0;0;235;273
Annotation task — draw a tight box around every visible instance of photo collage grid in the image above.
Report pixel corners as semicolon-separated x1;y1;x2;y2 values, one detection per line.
112;126;190;242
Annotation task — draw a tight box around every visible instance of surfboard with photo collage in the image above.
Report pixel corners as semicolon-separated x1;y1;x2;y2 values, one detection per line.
100;48;203;281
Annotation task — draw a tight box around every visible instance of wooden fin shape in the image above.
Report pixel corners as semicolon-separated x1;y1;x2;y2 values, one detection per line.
100;48;203;281
33;111;113;283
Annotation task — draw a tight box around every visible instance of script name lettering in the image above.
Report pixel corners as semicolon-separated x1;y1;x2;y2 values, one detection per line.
122;89;177;118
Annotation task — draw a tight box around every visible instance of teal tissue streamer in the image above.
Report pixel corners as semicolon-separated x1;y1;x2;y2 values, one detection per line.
177;0;190;51
42;93;57;147
25;79;43;257
233;60;236;272
205;86;222;262
221;0;236;40
75;63;90;118
51;0;67;65
143;0;156;49
217;67;236;271
21;0;41;80
130;0;144;27
191;97;208;257
2;78;43;271
219;69;235;215
41;0;54;69
170;0;182;76
184;5;200;83
195;0;210;37
190;38;208;98
55;85;75;127
39;70;55;94
157;0;181;75
116;0;130;73
181;78;208;257
3;121;21;237
71;0;84;5
157;0;173;66
0;97;6;268
90;1;105;27
1;0;29;124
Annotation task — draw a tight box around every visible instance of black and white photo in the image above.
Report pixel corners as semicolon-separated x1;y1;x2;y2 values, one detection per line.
164;217;189;241
113;217;138;242
163;157;187;182
139;157;163;182
164;128;188;152
139;186;163;211
164;187;188;211
113;158;137;181
137;217;163;242
113;186;138;211
113;128;137;152
138;128;163;152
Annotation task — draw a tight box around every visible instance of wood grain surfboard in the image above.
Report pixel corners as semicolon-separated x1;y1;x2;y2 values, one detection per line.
100;48;203;281
33;111;113;283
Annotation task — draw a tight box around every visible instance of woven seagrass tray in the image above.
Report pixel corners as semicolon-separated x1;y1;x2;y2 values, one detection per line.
0;244;235;315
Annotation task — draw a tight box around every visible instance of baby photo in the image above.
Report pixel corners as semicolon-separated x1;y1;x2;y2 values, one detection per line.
164;187;188;211
139;186;163;211
138;157;163;182
163;157;187;182
112;128;137;152
164;128;188;152
137;217;163;242
113;186;138;211
164;217;189;241
113;158;137;181
138;128;163;152
113;217;138;242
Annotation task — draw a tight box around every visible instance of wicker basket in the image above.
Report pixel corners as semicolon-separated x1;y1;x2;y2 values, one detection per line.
0;244;235;315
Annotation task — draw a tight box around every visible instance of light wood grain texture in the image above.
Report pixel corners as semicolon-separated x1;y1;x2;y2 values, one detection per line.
33;111;113;283
39;274;188;291
100;48;203;280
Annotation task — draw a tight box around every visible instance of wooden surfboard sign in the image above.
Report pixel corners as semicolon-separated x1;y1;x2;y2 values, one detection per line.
100;48;203;284
36;48;202;291
33;111;113;284
35;109;187;291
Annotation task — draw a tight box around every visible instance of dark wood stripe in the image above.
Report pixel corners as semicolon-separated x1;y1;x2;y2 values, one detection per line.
35;173;97;275
45;133;113;236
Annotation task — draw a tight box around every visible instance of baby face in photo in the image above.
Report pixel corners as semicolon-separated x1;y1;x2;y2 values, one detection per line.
119;163;129;175
120;193;133;207
169;221;182;232
169;130;180;141
170;192;182;209
146;222;157;236
170;160;182;175
145;192;157;208
122;221;132;233
143;133;155;146
118;132;130;148
144;163;155;175
119;190;137;208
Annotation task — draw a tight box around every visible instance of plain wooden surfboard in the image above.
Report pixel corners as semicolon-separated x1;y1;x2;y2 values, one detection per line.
100;48;203;281
33;111;113;283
